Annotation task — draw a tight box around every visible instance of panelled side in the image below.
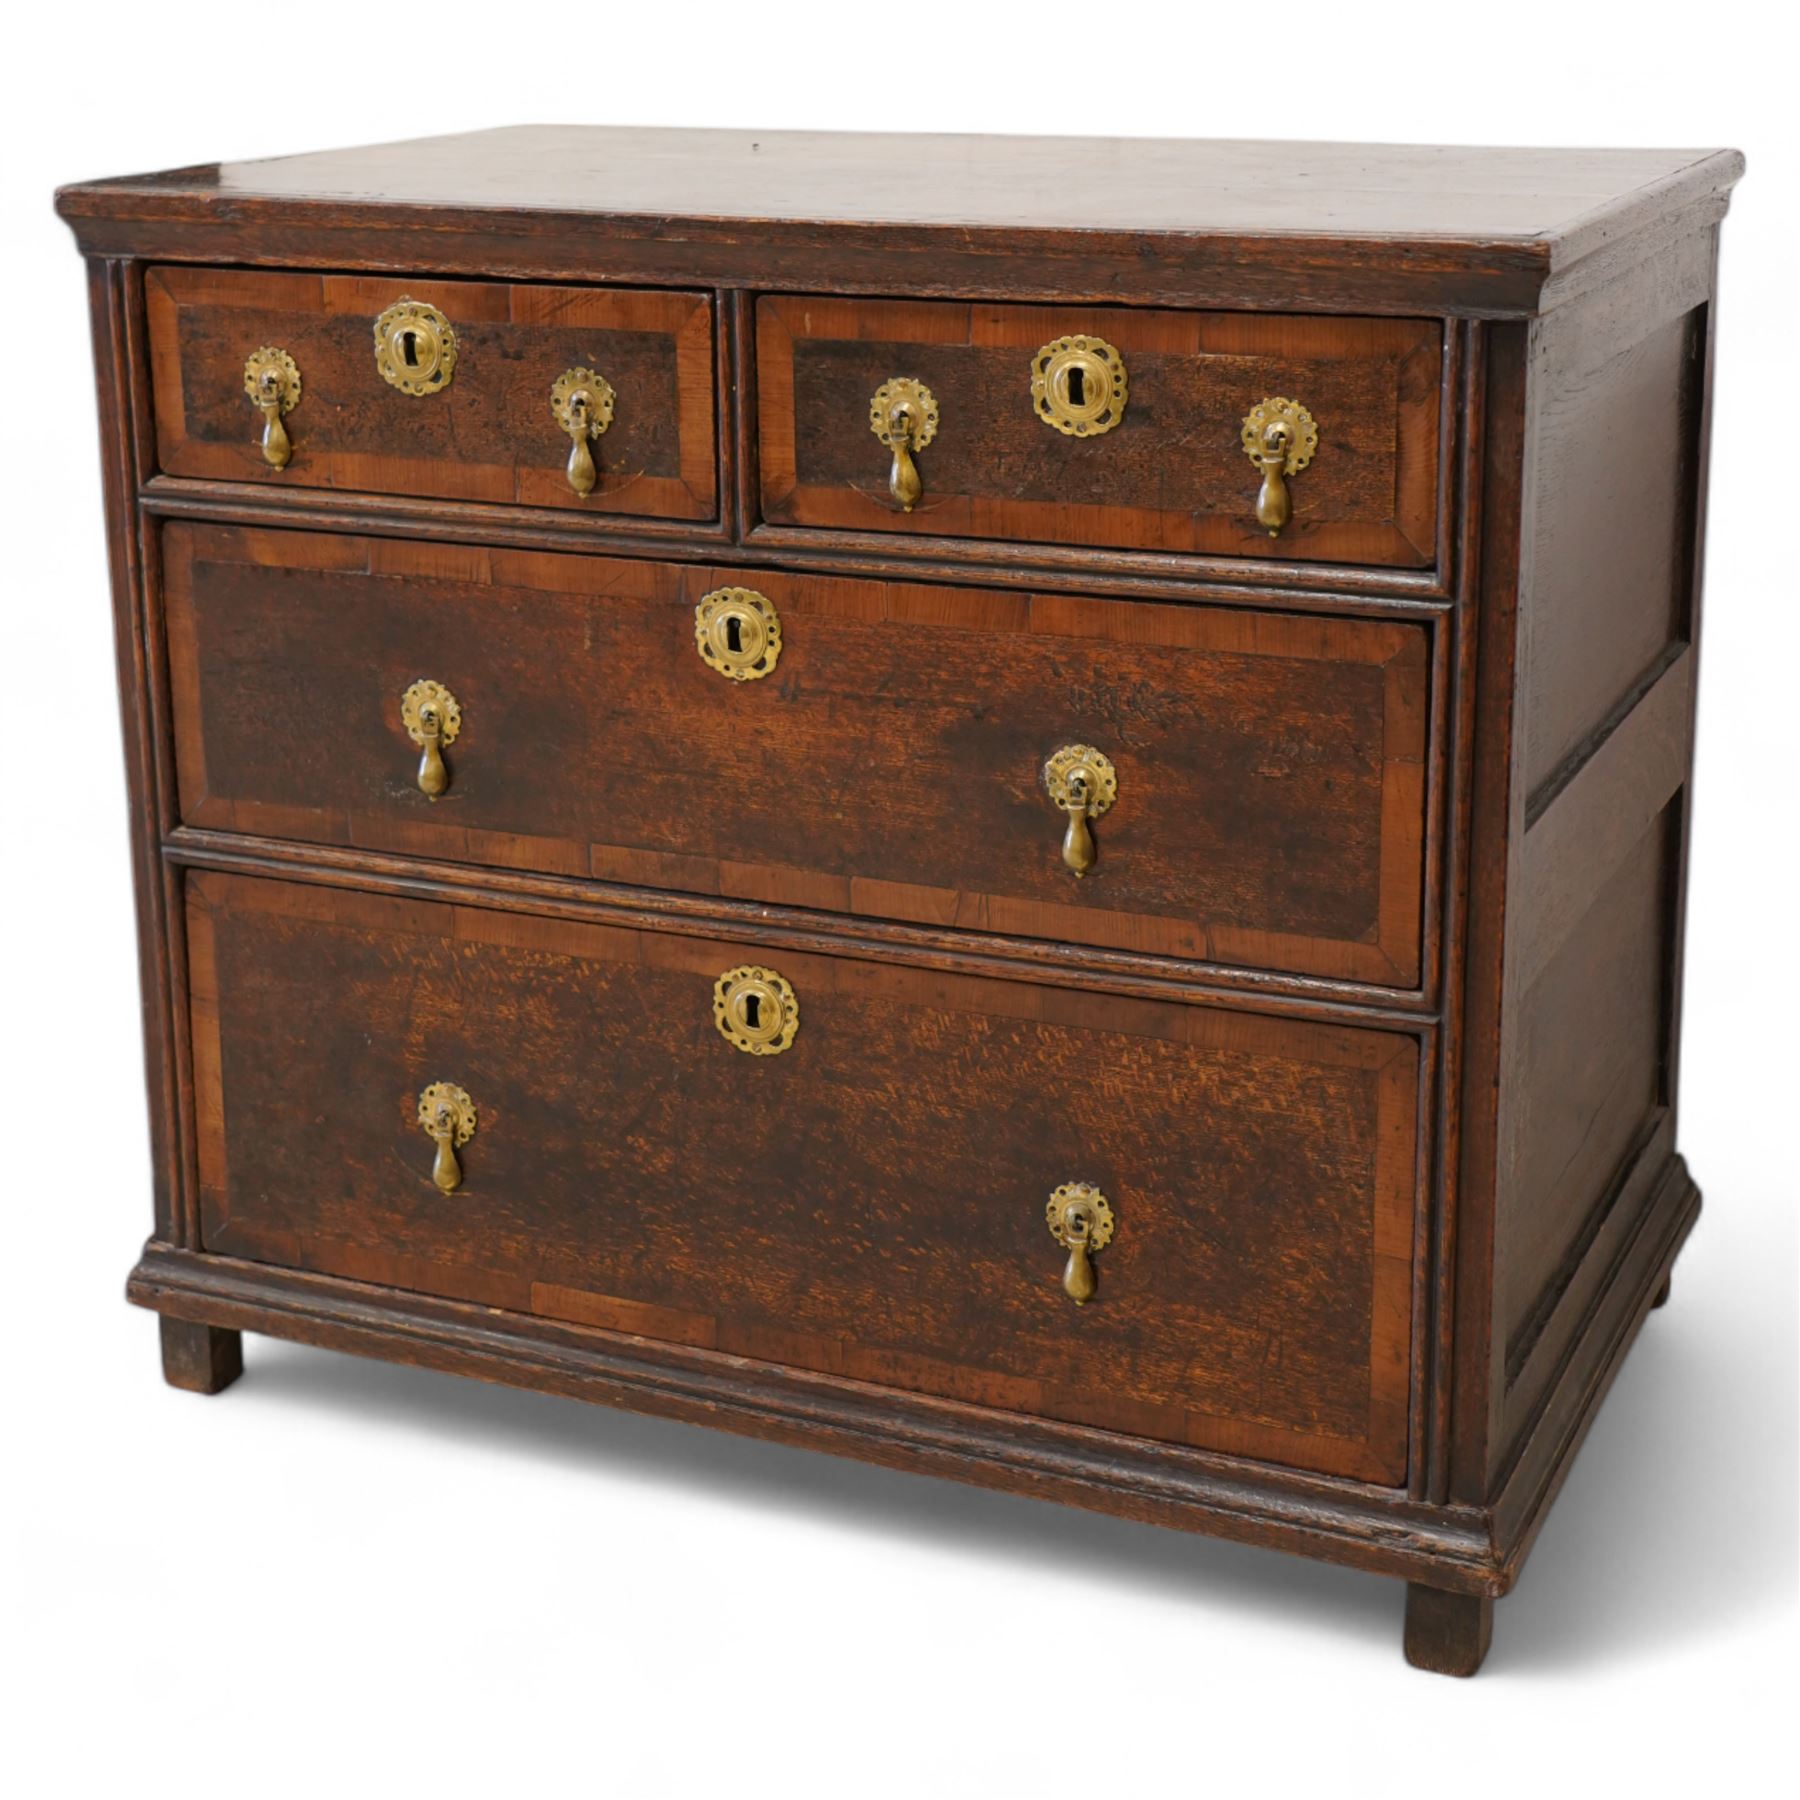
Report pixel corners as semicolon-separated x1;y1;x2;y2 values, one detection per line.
1489;227;1717;1489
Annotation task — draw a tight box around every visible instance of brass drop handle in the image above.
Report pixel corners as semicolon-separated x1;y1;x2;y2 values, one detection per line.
243;347;300;470
1061;774;1096;875
551;366;616;498
1241;396;1319;539
566;393;598;496
254;371;290;468
869;378;938;513
1254;421;1294;533
416;708;448;797
1046;1183;1114;1305
887;402;924;511
426;1103;460;1191
1043;745;1118;878
400;679;462;799
417;1082;477;1193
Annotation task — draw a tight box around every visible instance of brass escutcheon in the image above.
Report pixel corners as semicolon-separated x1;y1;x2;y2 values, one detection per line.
550;365;616;496
869;377;938;512
694;588;781;681
1030;336;1128;436
417;1082;477;1193
713;965;800;1056
1046;1182;1114;1305
374;298;457;395
243;346;301;469
1241;396;1318;537
400;679;462;799
1043;744;1118;878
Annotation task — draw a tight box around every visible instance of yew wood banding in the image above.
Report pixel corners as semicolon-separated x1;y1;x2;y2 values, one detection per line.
161;522;1429;986
187;869;1417;1483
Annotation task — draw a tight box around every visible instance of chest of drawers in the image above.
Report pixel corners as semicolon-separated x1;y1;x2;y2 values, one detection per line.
57;127;1743;1674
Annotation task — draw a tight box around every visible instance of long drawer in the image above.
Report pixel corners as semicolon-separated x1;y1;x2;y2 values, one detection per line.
146;267;717;518
187;871;1417;1483
163;523;1429;986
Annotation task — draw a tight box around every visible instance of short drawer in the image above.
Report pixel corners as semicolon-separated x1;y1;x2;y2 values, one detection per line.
165;523;1430;987
146;267;717;518
757;296;1441;568
188;871;1417;1484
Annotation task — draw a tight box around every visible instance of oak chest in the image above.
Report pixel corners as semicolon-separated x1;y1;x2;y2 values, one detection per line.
57;127;1744;1673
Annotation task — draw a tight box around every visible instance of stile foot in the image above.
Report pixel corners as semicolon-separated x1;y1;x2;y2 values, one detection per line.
1404;1582;1494;1676
159;1316;243;1394
1651;1273;1673;1309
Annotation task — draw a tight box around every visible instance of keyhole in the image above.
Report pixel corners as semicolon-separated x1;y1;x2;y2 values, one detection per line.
1066;364;1086;408
725;613;743;654
401;330;419;367
742;992;761;1029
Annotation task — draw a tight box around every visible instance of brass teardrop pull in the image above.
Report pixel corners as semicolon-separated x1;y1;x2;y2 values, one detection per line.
417;1082;477;1193
1240;397;1319;538
551;366;616;497
400;679;462;799
1061;776;1095;875
1046;1182;1114;1305
416;713;447;797
1043;745;1118;878
869;377;938;512
1255;421;1293;532
243;347;301;469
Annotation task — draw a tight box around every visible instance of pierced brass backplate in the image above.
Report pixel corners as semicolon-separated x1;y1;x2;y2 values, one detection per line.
1043;744;1118;878
1241;396;1319;537
243;346;301;468
695;588;781;681
418;1081;477;1193
550;366;616;496
1046;1182;1114;1305
374;298;457;396
400;679;462;799
869;377;938;512
714;965;800;1056
1030;336;1128;436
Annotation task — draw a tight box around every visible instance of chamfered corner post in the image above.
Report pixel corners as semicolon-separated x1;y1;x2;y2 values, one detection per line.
158;1316;244;1395
1403;1583;1495;1677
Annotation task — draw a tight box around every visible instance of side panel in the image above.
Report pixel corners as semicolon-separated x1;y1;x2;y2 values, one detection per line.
1487;229;1717;1484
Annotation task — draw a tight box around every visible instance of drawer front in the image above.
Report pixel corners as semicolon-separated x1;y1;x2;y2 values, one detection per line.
146;267;717;518
165;524;1428;987
757;296;1441;568
188;872;1417;1484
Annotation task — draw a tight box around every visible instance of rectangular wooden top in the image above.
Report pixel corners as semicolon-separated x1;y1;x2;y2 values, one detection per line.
58;126;1745;317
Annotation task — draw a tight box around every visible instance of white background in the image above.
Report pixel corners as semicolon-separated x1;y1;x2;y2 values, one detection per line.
4;5;1795;1794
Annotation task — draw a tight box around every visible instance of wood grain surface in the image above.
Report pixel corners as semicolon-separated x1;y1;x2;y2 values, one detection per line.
146;266;716;517
59;125;1747;1671
758;297;1441;567
188;870;1417;1483
58;128;1746;318
163;522;1429;984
